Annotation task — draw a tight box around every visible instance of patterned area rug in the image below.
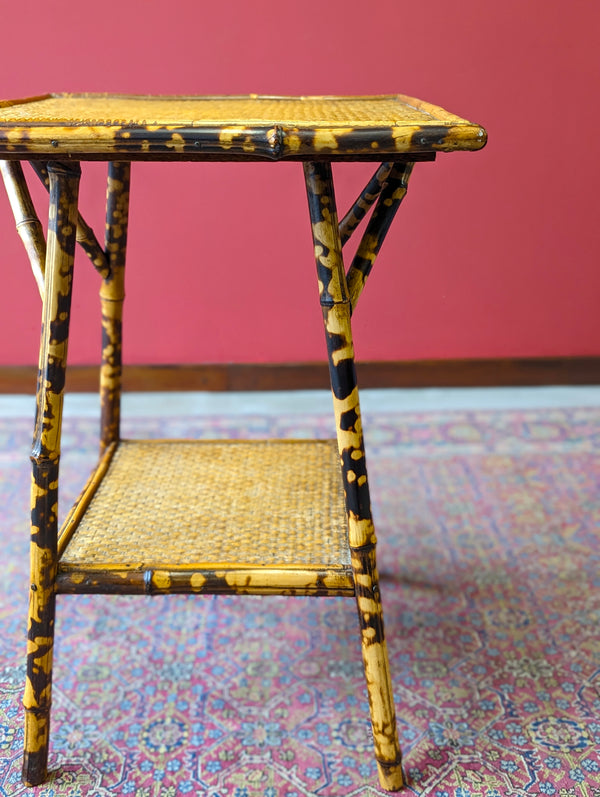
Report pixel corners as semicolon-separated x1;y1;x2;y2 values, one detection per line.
1;405;600;796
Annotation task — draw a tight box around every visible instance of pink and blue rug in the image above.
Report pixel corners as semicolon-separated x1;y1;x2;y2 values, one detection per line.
1;404;600;796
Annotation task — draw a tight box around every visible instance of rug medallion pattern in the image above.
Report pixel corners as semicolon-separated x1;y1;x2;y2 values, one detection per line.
1;406;599;796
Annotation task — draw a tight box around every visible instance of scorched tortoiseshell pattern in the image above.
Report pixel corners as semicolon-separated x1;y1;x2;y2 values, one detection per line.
0;93;486;791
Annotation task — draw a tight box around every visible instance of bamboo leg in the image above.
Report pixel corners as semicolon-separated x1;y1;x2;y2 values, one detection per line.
303;161;404;792
100;162;130;452
22;160;81;787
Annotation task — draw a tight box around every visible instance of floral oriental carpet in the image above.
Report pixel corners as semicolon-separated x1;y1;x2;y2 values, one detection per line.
1;404;600;797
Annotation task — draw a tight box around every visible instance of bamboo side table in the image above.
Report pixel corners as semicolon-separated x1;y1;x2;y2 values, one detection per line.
0;94;486;791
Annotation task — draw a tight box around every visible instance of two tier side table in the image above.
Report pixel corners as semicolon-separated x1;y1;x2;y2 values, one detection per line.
0;93;486;791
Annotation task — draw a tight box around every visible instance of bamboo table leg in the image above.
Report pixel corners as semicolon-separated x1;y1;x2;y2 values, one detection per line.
23;160;81;787
303;161;404;792
100;162;131;453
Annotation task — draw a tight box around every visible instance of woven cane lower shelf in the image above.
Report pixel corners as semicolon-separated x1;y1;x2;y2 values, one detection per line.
56;438;354;596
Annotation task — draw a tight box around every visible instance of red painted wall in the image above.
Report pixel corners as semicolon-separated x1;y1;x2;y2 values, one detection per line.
1;0;599;366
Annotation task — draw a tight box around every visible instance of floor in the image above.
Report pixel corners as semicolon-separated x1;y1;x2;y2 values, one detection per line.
2;385;600;419
3;384;600;795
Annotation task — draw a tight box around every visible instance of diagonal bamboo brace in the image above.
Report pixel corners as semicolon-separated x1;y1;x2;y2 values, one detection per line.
76;213;111;279
339;162;393;247
29;161;110;279
0;160;46;298
346;161;414;312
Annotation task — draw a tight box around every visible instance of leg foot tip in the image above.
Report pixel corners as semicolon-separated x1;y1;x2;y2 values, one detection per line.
22;754;48;787
377;759;405;791
22;773;47;787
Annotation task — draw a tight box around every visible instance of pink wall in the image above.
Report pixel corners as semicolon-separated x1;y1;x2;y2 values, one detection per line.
1;0;599;366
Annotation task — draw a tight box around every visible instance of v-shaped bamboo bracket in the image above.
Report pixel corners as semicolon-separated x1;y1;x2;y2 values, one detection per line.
338;160;414;312
1;157;413;311
30;162;110;279
0;160;110;295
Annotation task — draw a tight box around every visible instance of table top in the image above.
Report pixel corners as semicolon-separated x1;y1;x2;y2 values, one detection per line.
0;93;486;161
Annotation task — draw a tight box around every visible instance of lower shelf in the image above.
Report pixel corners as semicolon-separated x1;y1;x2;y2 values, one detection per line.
57;438;354;596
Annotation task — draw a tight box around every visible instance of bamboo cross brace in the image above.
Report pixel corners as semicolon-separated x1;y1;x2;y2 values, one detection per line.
0;160;46;298
339;162;393;247
346;161;414;312
29;161;110;279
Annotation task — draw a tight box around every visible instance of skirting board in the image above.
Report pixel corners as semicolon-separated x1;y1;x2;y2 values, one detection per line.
2;358;600;393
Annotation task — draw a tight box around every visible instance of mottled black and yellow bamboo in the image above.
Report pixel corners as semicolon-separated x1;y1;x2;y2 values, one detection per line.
0;94;487;160
339;162;393;246
24;160;81;787
56;565;355;596
347;161;414;311
0;160;46;296
303;160;404;792
30;161;110;278
100;162;130;451
76;213;110;278
0;93;487;791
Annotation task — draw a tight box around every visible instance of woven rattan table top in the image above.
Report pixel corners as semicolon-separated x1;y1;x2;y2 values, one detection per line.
0;93;486;160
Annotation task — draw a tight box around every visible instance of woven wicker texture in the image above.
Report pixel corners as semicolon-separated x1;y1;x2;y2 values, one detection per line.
60;439;350;568
0;94;455;128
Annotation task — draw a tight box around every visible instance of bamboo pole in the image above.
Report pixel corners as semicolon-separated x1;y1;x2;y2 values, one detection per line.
347;161;414;311
304;160;404;792
23;160;81;787
339;162;393;246
100;162;130;452
29;161;110;278
0;160;46;297
56;564;355;596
